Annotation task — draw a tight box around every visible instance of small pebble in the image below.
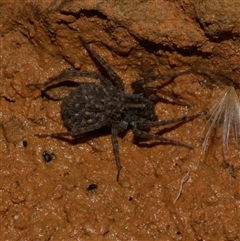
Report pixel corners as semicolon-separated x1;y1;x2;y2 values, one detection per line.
43;151;53;162
87;183;98;191
23;140;28;147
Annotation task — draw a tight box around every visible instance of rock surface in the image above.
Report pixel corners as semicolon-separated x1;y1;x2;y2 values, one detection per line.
1;1;240;240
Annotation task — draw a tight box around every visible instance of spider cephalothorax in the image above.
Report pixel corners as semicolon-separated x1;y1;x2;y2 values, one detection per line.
28;37;202;181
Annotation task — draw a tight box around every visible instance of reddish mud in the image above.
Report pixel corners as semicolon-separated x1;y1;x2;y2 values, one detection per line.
1;1;240;240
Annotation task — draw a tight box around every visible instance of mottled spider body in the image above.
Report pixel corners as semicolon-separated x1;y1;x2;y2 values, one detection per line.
62;83;156;136
28;37;202;180
62;83;122;134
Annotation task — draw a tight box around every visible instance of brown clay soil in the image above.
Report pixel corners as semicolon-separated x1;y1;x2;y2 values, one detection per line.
1;1;240;240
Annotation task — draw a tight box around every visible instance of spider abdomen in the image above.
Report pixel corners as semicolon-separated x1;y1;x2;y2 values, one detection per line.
61;83;123;134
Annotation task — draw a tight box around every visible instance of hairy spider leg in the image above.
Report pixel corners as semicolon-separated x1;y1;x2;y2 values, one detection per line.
27;70;112;89
145;87;191;107
111;121;128;181
35;119;109;138
35;132;72;138
79;36;124;90
137;112;204;129
111;126;122;181
131;70;191;106
134;112;205;149
133;127;193;149
131;69;190;90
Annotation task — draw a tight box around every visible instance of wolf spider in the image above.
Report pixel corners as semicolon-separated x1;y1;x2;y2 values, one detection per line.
28;36;202;181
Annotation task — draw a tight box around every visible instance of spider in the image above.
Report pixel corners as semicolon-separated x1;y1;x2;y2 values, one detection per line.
28;36;202;181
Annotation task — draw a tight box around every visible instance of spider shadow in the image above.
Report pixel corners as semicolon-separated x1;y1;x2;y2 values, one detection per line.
133;73;191;107
41;126;117;147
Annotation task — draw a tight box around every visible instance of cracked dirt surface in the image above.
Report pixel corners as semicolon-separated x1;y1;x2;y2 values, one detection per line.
1;1;240;240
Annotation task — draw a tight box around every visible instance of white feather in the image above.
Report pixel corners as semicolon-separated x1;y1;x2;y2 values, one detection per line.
202;86;240;152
